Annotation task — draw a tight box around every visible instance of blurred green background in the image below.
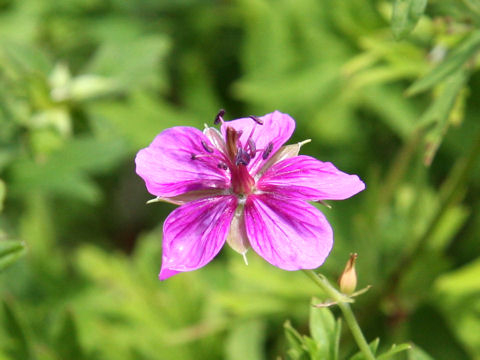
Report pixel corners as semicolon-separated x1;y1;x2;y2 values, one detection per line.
1;0;480;359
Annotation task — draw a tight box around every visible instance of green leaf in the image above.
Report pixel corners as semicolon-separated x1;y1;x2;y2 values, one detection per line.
10;137;128;203
418;70;467;128
377;343;412;359
408;345;435;360
407;30;480;96
434;258;480;357
418;70;468;165
333;319;342;360
309;299;336;359
55;311;85;360
284;321;308;360
2;300;32;360
225;320;265;360
0;240;27;272
85;35;170;92
391;0;428;40
349;338;380;360
0;41;52;75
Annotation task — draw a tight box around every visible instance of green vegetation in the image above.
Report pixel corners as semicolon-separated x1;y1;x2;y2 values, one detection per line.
1;0;480;359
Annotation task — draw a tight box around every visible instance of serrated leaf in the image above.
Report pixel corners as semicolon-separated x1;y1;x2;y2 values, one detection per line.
391;0;428;40
407;30;480;96
0;240;27;272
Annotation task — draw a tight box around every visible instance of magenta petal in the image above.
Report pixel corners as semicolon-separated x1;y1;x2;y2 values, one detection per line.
258;155;365;201
244;195;333;270
159;195;237;280
135;127;230;198
221;111;295;176
158;268;180;280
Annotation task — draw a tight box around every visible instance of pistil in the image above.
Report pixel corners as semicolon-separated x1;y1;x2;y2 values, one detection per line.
231;164;255;195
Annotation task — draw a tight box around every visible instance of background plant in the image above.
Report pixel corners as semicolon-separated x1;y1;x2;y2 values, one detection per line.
1;0;479;359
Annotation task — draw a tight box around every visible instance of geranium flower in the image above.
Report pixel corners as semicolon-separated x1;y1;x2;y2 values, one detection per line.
135;111;365;280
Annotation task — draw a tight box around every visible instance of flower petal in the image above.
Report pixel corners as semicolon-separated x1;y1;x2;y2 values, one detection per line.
258;155;365;201
136;126;230;198
159;195;237;280
255;139;311;180
221;111;295;176
244;195;333;270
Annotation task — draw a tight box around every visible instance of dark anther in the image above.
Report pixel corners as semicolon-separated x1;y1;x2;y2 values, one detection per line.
191;154;197;160
214;109;225;125
247;138;256;158
235;148;251;166
249;115;263;125
201;140;214;153
262;142;273;160
217;162;228;170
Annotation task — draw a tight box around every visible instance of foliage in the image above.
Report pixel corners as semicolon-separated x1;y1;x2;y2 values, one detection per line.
1;0;480;359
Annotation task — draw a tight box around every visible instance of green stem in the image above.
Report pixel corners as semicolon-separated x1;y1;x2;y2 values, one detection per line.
303;270;376;360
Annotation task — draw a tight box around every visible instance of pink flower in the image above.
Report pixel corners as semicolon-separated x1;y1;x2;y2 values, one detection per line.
135;111;365;280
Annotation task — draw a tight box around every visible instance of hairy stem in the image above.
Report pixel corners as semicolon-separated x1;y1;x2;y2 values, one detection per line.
303;270;376;360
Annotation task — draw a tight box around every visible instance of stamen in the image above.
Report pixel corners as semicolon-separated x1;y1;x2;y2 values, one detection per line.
247;138;256;158
235;148;251;166
242;252;249;265
191;153;224;163
217;162;228;170
214;109;225;125
249;115;263;125
262;142;273;160
319;200;332;209
242;124;258;157
201;140;214;153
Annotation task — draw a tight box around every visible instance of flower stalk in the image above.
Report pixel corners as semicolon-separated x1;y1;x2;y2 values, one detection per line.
303;269;376;360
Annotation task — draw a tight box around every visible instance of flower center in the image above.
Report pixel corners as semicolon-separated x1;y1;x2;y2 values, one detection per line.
192;111;274;196
225;126;255;195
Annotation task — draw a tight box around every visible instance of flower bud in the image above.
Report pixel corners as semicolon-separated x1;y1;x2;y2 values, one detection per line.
338;253;358;295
